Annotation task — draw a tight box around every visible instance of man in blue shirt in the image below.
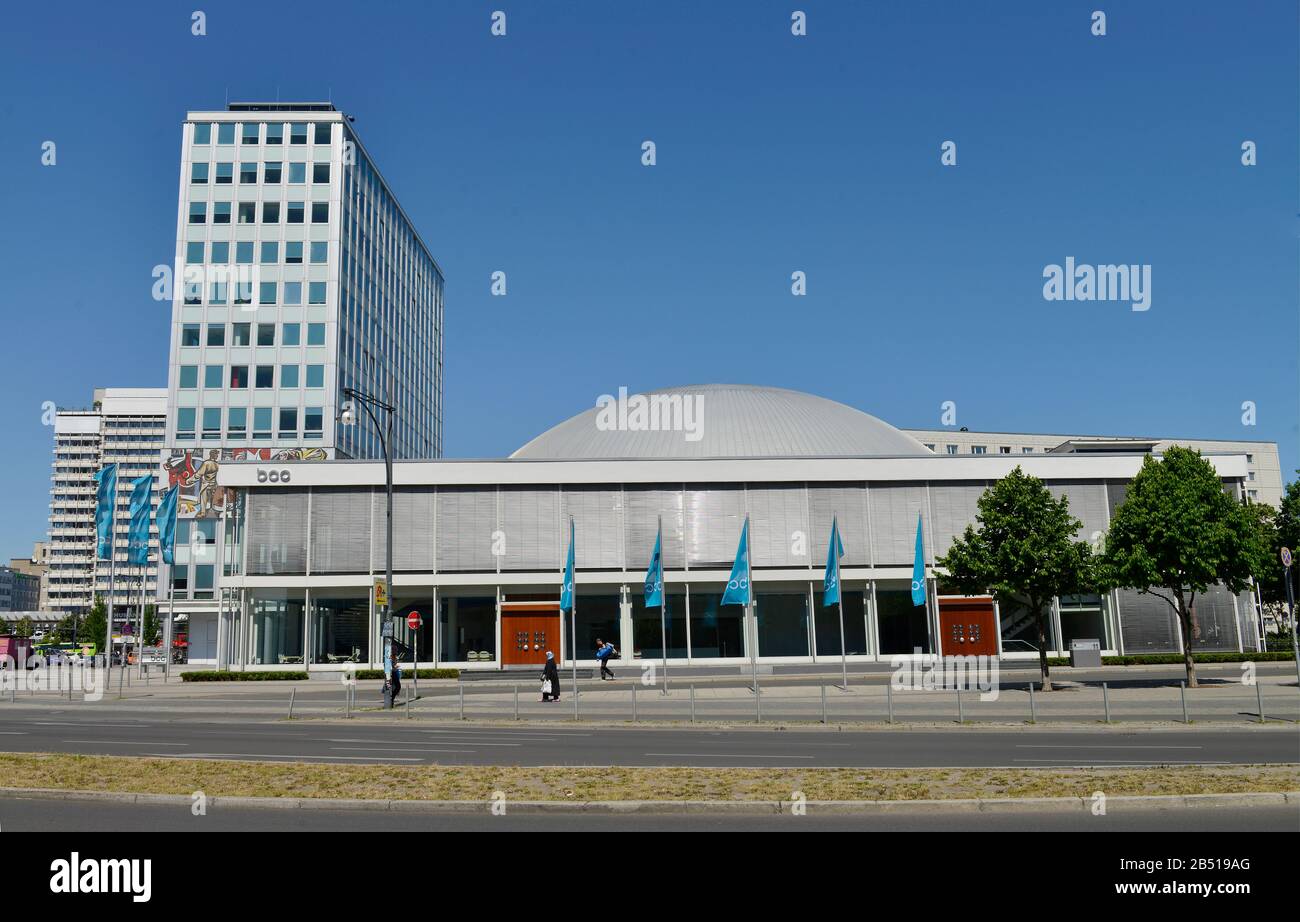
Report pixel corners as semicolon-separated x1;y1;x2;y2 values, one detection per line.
595;638;617;680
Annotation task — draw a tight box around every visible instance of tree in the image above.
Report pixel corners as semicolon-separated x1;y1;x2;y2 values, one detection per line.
83;596;108;657
1270;473;1300;617
936;467;1100;691
1103;446;1264;688
14;616;34;639
50;611;85;644
142;605;160;647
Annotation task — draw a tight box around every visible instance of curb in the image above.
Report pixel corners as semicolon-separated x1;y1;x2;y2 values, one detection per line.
0;786;1294;815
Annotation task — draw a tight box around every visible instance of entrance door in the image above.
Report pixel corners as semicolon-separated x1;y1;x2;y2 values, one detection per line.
500;604;560;667
938;597;998;657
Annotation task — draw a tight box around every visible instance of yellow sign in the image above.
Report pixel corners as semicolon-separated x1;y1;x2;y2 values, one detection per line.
374;579;388;608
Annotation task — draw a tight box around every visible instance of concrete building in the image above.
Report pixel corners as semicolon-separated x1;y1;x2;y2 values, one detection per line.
8;542;50;611
203;385;1263;672
160;103;444;663
46;389;167;631
0;566;41;612
904;429;1284;508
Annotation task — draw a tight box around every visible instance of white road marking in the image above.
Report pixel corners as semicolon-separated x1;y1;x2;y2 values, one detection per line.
1015;744;1203;750
1013;759;1231;764
151;753;426;761
63;740;188;747
643;752;816;759
328;746;476;754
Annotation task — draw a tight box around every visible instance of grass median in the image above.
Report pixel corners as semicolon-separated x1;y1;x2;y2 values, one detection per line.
0;753;1296;802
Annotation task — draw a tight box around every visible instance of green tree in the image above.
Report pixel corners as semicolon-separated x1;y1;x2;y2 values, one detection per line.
83;596;108;656
142;605;160;647
936;467;1100;691
50;611;85;644
1103;446;1265;688
1271;473;1300;614
14;615;34;639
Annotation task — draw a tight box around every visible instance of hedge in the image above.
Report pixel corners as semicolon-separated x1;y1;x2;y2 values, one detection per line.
353;668;460;680
1043;652;1294;667
182;670;310;682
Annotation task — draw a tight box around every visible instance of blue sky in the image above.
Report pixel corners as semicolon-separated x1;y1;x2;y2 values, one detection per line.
0;1;1296;558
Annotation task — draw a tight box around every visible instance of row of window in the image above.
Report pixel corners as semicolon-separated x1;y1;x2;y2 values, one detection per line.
925;443;1037;455
188;201;330;225
193;122;332;146
185;240;327;265
191;161;330;185
182;280;328;306
179;364;326;390
180;322;326;347
176;406;324;441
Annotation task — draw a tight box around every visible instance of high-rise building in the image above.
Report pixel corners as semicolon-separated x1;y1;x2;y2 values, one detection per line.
46;389;167;627
160;103;443;663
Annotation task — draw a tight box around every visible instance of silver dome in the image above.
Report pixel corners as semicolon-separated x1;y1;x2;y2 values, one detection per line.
510;384;932;460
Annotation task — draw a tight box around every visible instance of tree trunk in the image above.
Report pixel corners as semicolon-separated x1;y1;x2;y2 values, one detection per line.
1176;588;1197;689
1035;601;1053;692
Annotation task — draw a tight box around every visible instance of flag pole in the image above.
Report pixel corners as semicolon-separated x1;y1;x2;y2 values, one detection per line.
834;514;848;691
105;485;116;679
658;514;668;695
746;515;757;695
568;516;577;720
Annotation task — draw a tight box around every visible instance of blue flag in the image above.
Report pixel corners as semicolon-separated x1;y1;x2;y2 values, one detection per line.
559;518;575;613
823;516;844;607
127;474;154;566
644;524;663;608
93;464;118;560
157;485;179;566
721;518;752;606
911;513;927;607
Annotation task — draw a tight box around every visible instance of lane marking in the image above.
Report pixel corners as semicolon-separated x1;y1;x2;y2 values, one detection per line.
63;740;188;747
1015;744;1203;750
643;752;817;759
313;737;521;747
151;752;427;761
1013;759;1231;764
329;746;477;754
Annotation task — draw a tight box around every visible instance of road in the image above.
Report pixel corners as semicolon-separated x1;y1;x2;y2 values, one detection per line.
1;795;1295;831
0;711;1296;766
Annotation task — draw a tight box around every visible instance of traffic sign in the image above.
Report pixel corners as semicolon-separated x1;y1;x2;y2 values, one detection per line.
374;579;388;608
1282;547;1293;568
407;611;423;631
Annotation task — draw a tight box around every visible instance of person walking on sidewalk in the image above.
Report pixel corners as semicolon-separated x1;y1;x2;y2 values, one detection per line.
541;650;560;701
595;638;618;680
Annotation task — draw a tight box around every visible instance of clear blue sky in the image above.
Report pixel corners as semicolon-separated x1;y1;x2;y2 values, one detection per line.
0;1;1296;559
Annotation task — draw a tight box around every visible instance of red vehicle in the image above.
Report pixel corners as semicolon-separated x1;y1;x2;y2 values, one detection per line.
0;635;34;669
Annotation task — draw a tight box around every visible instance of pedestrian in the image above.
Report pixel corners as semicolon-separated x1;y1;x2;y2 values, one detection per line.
595;637;617;680
387;657;402;702
541;650;560;702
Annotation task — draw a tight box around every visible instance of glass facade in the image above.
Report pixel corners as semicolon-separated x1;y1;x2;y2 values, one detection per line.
563;593;622;661
632;592;687;659
876;583;931;655
310;593;368;664
687;587;746;659
248;590;305;665
755;589;810;657
439;596;496;662
814;588;869;656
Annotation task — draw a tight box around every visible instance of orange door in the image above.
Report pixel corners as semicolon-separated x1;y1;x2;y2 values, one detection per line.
501;606;560;667
938;597;998;657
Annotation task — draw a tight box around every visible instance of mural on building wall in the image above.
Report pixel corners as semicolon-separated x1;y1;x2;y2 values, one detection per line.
164;447;329;518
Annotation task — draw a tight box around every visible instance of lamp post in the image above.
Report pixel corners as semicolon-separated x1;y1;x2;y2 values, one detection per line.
339;386;396;708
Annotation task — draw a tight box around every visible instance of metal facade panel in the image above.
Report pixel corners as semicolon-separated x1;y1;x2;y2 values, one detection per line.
246;488;308;575
371;486;436;573
929;483;986;559
1116;589;1179;653
436;486;498;572
309;487;372;574
684;483;746;568
1193;584;1239;652
560;486;624;570
623;486;684;572
1047;480;1108;543
500;486;561;571
870;483;929;566
748;484;811;567
807;483;868;567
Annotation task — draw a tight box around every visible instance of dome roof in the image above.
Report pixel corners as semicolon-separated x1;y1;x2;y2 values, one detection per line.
510;384;932;460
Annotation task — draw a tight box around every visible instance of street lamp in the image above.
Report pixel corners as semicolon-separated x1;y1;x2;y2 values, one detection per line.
338;386;396;708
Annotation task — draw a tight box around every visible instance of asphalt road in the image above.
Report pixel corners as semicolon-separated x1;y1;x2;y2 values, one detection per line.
0;711;1296;766
1;795;1295;831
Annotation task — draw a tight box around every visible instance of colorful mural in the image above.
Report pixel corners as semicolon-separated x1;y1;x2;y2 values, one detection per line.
164;447;330;518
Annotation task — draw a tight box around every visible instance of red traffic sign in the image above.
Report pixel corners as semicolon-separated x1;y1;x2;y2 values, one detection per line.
1283;547;1293;568
407;611;423;631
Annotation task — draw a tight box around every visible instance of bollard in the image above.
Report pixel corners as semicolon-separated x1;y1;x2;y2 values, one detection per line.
346;684;352;719
1181;681;1189;724
574;681;579;721
957;687;963;724
886;681;894;724
458;683;465;721
514;683;519;721
632;680;638;723
690;683;696;723
1256;681;1265;724
288;687;296;720
755;673;762;724
821;684;828;724
1029;682;1036;723
1102;683;1110;723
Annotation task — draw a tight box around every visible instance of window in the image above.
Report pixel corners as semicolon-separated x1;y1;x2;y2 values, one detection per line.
206;324;225;346
1022;447;1034;453
193;123;211;144
191;162;208;184
256;366;274;388
1246;454;1254;463
285;241;303;263
204;365;223;388
253;407;272;440
308;282;326;304
202;407;222;440
945;445;958;455
263;161;282;183
923;443;935;451
1248;471;1256;481
280;364;299;388
229;365;248;388
265;123;283;145
227;406;247;437
310;241;327;264
231;323;251;346
259;282;277;305
278;407;298;437
210;280;227;304
282;323;301;346
186;242;204;264
217;123;235;144
237;202;256;224
999;446;1011;454
210;241;229;262
260;242;279;264
180;324;201;347
234;280;252;305
283;281;302;305
1249;489;1259;500
239;162;257;183
236;241;253;264
305;364;324;388
304;407;323;438
212;201;231;224
313;162;330;184
241;123;260;145
306;323;325;346
188;202;206;224
288;162;306;184
182;274;202;306
215;162;233;184
311;202;329;223
262;201;280;223
287;201;305;223
179;365;198;389
257;323;276;346
971;446;987;455
176;408;196;439
290;123;308;145
314;123;331;144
